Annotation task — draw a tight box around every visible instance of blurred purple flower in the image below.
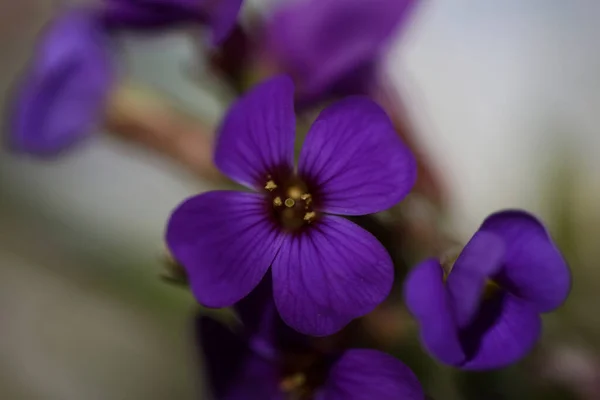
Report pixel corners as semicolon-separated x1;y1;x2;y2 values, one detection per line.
265;0;418;102
9;9;114;155
166;75;416;336
9;2;242;155
102;0;244;44
197;277;425;399
404;210;571;370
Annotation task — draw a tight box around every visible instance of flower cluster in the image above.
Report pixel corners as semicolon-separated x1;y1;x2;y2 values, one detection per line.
8;0;572;399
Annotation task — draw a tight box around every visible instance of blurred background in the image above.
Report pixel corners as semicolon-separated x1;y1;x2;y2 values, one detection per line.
1;0;600;399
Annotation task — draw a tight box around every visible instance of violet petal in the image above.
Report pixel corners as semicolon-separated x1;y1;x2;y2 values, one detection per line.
166;190;285;308
267;0;417;97
198;317;283;399
298;97;416;216
102;0;243;44
480;210;571;313
404;259;465;365
272;215;393;336
215;75;296;190
208;0;244;45
446;231;505;328
319;349;425;400
460;292;542;370
10;8;113;155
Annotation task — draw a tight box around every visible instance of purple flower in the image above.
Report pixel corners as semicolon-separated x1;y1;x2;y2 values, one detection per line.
265;0;418;102
197;276;425;399
166;75;417;336
9;8;114;155
404;210;571;370
9;2;243;156
101;0;244;45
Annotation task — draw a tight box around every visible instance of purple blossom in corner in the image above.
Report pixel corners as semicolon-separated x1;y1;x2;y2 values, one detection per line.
265;0;418;102
10;1;243;156
404;210;571;370
196;276;425;399
167;75;417;336
10;8;114;155
101;0;244;44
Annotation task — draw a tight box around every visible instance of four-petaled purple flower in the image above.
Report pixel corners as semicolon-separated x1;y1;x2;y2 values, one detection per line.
10;1;243;155
404;210;571;370
265;0;418;103
166;75;417;336
197;275;425;399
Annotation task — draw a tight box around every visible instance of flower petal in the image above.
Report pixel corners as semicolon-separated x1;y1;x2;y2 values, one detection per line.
197;316;283;400
215;75;296;190
298;97;416;216
404;259;465;365
166;191;285;308
267;0;417;97
102;0;243;44
446;231;505;328
272;215;393;336
480;210;571;312
102;0;198;29
10;8;113;155
207;0;244;45
460;293;542;370
318;349;425;400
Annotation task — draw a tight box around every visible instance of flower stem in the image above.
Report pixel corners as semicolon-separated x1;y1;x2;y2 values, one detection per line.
104;82;225;183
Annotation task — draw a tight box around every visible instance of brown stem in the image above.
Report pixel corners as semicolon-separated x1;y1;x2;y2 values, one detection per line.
104;83;226;183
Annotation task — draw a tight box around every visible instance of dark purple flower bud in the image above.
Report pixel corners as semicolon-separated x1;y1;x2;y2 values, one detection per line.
9;8;114;155
264;0;418;101
166;75;417;336
404;210;571;370
196;277;425;399
101;0;244;45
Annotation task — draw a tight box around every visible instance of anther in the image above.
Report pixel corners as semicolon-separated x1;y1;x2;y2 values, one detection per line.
284;198;295;208
273;197;283;207
304;211;316;222
300;193;312;206
280;373;306;393
265;180;277;191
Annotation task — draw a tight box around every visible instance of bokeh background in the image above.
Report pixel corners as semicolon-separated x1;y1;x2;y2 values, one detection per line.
1;1;600;399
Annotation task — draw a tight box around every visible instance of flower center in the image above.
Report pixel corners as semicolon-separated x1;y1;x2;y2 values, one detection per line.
264;175;318;231
278;352;331;400
441;252;502;299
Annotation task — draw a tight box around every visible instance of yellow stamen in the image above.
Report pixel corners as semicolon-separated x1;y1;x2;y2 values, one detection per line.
280;373;306;393
273;197;283;207
265;180;277;191
304;211;316;222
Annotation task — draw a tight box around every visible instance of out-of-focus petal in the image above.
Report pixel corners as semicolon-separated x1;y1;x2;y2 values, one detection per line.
166;190;285;308
272;215;393;336
446;231;505;328
208;0;244;45
267;0;417;96
10;8;113;155
235;274;309;361
480;210;571;313
404;259;465;365
318;349;425;400
198;317;283;400
298;97;416;215
459;293;542;370
102;0;243;44
215;75;296;190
